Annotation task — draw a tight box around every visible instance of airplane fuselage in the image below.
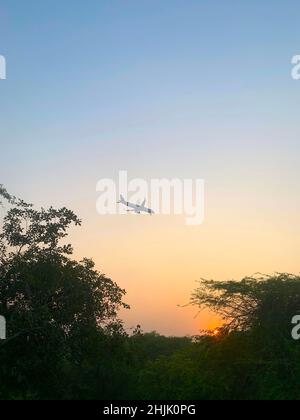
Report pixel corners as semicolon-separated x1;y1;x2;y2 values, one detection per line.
119;197;154;215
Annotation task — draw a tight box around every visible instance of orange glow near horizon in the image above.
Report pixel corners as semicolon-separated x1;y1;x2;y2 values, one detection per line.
67;190;300;337
14;148;300;338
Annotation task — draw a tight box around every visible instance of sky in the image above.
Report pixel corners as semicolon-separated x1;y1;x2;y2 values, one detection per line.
1;0;300;336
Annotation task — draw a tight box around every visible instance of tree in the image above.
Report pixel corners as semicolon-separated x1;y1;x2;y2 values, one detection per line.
0;187;129;399
191;274;300;334
190;274;300;400
0;185;14;205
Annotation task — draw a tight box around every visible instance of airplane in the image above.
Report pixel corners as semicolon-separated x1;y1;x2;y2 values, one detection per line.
117;195;155;215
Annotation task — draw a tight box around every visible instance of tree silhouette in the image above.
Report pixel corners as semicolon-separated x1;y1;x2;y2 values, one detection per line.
0;187;129;399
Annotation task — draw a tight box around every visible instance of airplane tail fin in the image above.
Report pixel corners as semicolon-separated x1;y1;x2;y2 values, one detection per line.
118;195;126;204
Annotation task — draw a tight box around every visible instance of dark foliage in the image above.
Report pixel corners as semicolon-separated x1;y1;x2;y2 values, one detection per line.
1;187;300;400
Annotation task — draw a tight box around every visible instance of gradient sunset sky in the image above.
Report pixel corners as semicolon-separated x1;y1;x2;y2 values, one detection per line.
1;0;300;335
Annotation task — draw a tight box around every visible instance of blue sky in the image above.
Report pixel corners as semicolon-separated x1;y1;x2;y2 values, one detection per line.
1;1;299;164
1;0;300;204
1;1;300;335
